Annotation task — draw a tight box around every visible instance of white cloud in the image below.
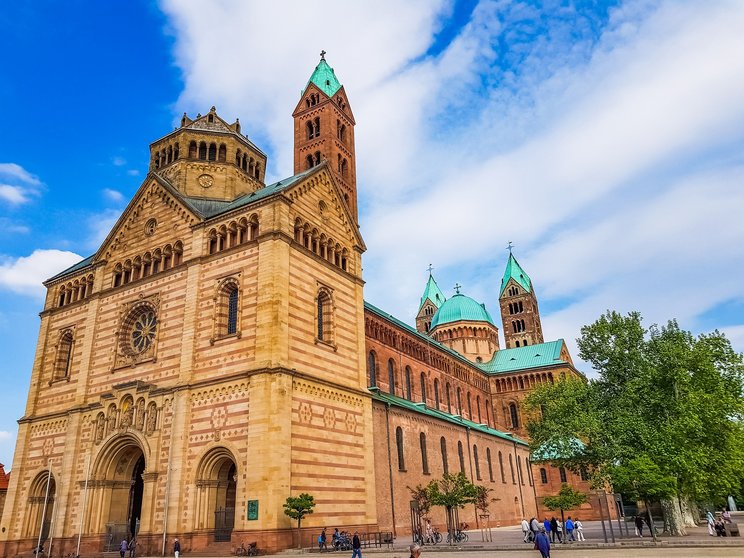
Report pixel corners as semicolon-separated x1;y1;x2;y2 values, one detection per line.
112;156;126;166
0;163;42;205
0;163;41;186
0;250;84;298
102;188;125;203
0;185;32;205
0;218;30;234
160;0;744;362
86;209;123;250
127;169;140;177
0;431;11;441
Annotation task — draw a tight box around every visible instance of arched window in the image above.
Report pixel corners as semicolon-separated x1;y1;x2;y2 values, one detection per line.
446;383;452;413
580;467;590;481
316;289;332;342
476;395;482;423
559;466;567;483
405;366;412;400
388;359;396;395
189;141;197;158
440;437;448;474
498;451;506;483
457;441;465;473
218;144;226;162
434;379;440;409
215;279;240;339
527;459;534;486
487;448;494;482
540;468;548;484
55;330;74;379
473;445;481;480
198;141;207;160
208;143;217;161
517;456;525;485
396;427;405;471
368;351;377;387
509;402;520;429
420;433;429;474
509;454;516;484
420;372;427;404
456;387;463;415
306;120;315;140
467;392;472;419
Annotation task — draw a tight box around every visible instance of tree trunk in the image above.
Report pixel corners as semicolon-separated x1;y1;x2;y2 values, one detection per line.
660;498;687;536
560;509;566;544
297;518;302;549
644;500;658;542
678;496;697;527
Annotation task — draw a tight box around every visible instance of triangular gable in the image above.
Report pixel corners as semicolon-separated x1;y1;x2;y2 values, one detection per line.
282;162;366;251
291;83;355;125
186;110;236;135
332;86;356;125
95;173;203;262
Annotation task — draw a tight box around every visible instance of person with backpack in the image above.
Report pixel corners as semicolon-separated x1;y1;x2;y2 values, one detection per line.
534;526;551;558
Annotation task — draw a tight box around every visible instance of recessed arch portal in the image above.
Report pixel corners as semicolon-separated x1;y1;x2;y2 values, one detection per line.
89;434;148;541
194;447;238;541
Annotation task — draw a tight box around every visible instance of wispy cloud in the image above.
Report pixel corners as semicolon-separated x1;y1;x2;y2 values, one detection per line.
102;188;125;203
0;163;41;186
86;208;122;250
0;250;84;297
127;169;140;177
112;156;127;167
161;0;744;361
0;218;30;234
0;163;42;205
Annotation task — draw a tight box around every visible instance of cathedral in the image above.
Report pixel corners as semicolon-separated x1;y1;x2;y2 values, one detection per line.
0;56;604;556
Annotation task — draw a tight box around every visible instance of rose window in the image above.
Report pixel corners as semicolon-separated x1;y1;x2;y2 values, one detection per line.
130;310;157;353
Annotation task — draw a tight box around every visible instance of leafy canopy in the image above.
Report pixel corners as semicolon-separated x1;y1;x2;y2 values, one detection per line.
542;483;587;512
283;493;316;521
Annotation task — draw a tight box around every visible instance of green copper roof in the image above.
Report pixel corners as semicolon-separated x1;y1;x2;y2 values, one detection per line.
477;340;566;374
370;388;528;446
304;58;342;98
419;274;446;310
531;438;586;462
500;253;532;297
429;293;495;329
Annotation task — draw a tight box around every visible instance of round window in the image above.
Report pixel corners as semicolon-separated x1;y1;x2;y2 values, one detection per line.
126;308;157;354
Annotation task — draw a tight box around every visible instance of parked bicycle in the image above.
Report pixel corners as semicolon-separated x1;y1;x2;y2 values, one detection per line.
446;523;469;543
234;541;258;556
425;526;442;545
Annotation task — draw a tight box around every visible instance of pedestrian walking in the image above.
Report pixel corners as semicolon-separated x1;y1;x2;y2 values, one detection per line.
351;531;362;558
634;515;644;537
174;538;180;558
706;510;715;536
119;539;128;558
521;518;530;543
549;517;557;542
534;526;551;558
318;529;327;552
575;518;585;541
565;517;575;541
128;538;136;558
530;517;540;537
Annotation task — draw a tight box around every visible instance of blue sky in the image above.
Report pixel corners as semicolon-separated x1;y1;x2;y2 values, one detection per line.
1;0;743;467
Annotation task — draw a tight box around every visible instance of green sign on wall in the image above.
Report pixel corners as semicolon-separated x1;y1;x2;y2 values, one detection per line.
247;500;259;520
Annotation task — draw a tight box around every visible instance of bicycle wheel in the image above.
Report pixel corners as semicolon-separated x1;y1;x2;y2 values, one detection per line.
461;533;469;542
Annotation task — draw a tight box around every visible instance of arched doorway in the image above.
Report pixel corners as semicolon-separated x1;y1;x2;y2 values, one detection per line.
25;471;55;542
92;437;146;548
194;448;238;542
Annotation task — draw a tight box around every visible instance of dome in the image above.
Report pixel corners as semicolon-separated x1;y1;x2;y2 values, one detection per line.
429;293;495;329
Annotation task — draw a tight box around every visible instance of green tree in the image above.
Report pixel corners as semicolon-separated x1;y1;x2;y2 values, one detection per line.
283;493;316;548
524;311;744;537
542;484;587;543
408;484;432;519
426;472;479;543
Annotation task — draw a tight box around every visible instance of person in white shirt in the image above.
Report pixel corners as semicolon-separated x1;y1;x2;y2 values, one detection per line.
521;518;530;542
575;518;585;541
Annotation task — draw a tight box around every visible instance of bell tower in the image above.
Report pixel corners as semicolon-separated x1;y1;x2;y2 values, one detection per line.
499;250;544;348
293;52;358;222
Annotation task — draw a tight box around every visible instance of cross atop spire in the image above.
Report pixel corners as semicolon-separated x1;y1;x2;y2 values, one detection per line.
506;241;515;255
454;283;462;295
427;263;434;276
320;49;326;60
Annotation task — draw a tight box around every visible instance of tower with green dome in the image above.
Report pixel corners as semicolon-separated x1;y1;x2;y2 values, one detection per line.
499;252;544;348
292;51;358;221
415;269;446;333
427;284;500;363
